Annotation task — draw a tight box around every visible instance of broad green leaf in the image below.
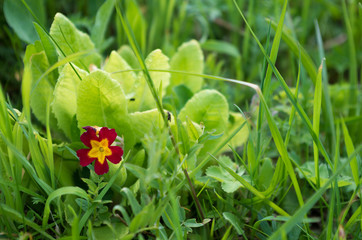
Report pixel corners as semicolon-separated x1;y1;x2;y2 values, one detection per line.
170;40;204;93
258;158;274;189
179;89;228;158
129;109;169;142
50;13;102;70
91;0;115;50
23;41;57;128
34;22;58;68
179;89;228;133
202;40;240;58
118;45;139;69
206;160;248;193
4;0;42;43
128;49;170;112
76;70;135;150
104;50;137;97
221;112;249;152
52;64;88;140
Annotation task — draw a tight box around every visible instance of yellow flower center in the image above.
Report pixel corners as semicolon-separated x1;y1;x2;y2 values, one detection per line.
88;139;112;164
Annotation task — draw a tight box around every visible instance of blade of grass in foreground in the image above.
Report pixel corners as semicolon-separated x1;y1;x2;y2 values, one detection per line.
314;20;336;155
313;61;324;188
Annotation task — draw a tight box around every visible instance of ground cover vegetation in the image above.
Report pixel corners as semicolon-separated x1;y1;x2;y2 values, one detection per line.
0;0;361;239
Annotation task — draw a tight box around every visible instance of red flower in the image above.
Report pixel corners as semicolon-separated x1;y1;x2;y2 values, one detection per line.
76;126;123;175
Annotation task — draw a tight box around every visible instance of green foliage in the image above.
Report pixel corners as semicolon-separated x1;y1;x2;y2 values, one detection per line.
50;13;102;70
1;0;361;239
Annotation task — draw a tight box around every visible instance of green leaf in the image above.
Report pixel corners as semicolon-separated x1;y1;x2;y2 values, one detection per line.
91;0;115;50
221;112;249;152
258;158;274;189
179;89;228;133
202;40;240;58
129;201;155;233
341;119;360;185
50;13;102;70
34;22;58;68
118;45;140;69
128;49;170;112
170;40;204;93
4;0;43;43
23;41;58;128
183;218;205;228
120;188;141;215
313;61;323;187
52;64;88;140
42;187;89;227
129;109;168;143
206;156;248;193
296;162;352;188
92;222;129;240
223;212;244;235
179;89;228;158
76;70;135;150
103;51;137;97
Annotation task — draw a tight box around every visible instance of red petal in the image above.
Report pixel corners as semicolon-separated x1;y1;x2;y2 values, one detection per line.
80;126;98;147
99;127;117;145
77;149;95;166
107;146;123;164
94;159;109;175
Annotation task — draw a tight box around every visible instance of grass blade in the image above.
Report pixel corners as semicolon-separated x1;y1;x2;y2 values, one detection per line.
313;61;324;188
42;186;89;227
233;0;333;170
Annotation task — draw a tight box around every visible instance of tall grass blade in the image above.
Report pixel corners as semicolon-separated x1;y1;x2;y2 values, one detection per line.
314;20;336;154
262;0;288;99
342;0;358;116
115;1;168;127
341;119;360;185
233;1;333;170
313;61;324;188
266;20;317;83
